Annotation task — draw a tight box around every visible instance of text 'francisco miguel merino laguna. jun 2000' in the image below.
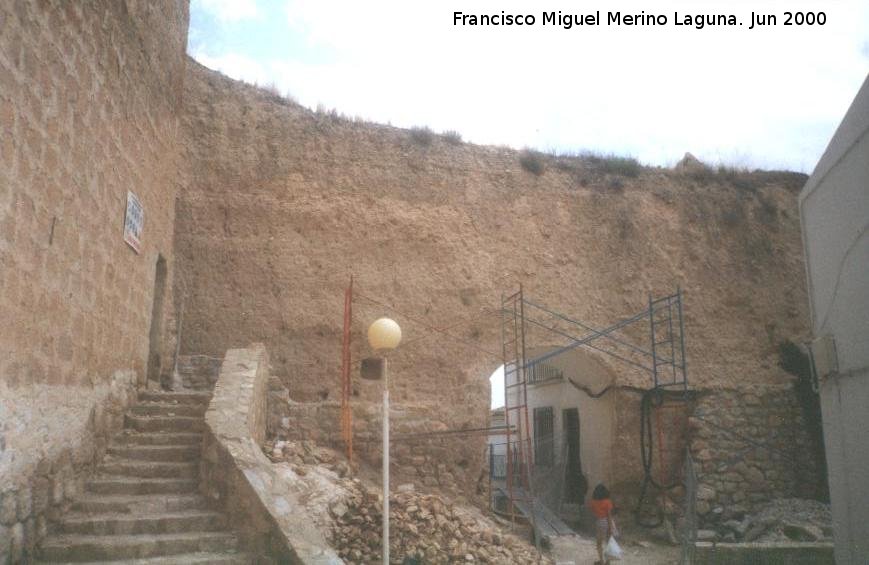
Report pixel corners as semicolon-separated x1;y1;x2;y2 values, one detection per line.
453;10;827;30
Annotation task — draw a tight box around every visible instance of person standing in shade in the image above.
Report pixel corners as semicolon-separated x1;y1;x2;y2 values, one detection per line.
589;483;615;565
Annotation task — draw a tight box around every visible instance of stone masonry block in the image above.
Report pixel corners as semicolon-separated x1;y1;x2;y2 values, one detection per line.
15;488;30;521
9;523;23;562
0;492;15;526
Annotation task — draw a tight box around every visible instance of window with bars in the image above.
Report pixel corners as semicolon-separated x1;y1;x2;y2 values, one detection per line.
533;406;555;467
527;363;564;384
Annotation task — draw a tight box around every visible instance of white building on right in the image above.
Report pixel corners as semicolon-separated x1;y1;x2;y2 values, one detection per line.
799;73;869;565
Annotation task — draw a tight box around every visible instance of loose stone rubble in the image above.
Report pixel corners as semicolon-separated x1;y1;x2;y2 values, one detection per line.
698;498;832;543
263;439;549;564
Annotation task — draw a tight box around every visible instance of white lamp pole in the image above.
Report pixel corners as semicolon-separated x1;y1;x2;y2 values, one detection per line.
367;318;402;565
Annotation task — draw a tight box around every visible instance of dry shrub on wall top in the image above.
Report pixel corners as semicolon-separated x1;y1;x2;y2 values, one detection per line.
410;126;435;146
315;104;349;125
680;159;807;194
584;153;642;178
548;149;644;185
253;82;296;106
441;130;462;145
519;149;545;175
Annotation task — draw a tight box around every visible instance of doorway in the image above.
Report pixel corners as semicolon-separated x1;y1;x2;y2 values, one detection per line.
146;255;167;386
563;407;587;504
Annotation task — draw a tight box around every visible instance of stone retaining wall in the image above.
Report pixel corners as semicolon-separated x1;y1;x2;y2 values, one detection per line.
200;344;341;564
268;382;487;502
176;355;222;390
0;370;137;562
689;386;825;526
694;541;834;564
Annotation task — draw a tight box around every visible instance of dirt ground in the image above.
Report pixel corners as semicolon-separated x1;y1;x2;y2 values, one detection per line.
550;534;680;564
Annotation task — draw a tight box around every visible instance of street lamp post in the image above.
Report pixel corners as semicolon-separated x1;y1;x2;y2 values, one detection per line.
367;318;402;565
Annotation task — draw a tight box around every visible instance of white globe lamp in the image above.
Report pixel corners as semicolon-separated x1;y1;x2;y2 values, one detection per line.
367;318;402;351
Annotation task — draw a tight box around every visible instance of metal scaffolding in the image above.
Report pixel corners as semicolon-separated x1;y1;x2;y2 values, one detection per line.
497;285;691;538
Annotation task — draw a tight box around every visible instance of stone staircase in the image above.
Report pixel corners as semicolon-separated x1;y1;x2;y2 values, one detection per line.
37;390;252;563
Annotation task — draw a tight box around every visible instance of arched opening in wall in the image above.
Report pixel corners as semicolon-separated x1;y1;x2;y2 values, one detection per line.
489;365;505;409
487;365;507;487
491;346;617;515
146;255;167;386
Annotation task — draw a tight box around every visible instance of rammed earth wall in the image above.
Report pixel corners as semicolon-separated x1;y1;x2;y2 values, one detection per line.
0;2;188;561
177;58;819;501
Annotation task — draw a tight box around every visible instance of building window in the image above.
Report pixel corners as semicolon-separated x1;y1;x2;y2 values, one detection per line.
534;406;555;467
528;363;564;384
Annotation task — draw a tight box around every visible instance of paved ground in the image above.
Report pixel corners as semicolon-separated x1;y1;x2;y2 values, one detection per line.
550;534;680;565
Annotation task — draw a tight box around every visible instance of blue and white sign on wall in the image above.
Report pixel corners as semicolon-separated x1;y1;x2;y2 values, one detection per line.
124;191;143;254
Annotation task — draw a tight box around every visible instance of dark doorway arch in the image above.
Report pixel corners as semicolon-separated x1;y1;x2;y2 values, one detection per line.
146;255;167;386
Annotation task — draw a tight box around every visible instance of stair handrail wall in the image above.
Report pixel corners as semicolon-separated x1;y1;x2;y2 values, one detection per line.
202;343;340;564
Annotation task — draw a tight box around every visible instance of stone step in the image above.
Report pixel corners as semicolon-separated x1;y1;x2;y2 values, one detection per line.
71;494;210;514
86;478;198;496
38;531;239;562
130;402;206;417
113;431;202;446
106;443;200;462
138;390;212;405
124;414;204;433
98;459;199;479
57;510;226;536
35;551;252;564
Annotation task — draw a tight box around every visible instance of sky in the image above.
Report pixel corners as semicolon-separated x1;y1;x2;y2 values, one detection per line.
188;1;869;172
490;367;504;409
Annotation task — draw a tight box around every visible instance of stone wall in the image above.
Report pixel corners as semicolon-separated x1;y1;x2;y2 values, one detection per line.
689;386;825;526
176;354;223;392
0;370;138;562
200;344;340;563
0;1;188;560
268;384;486;501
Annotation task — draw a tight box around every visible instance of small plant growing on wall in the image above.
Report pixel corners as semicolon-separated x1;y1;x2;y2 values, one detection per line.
442;130;463;145
410;126;435;146
519;150;545;175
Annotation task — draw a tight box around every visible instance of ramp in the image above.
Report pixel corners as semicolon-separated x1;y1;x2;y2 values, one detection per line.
496;486;575;543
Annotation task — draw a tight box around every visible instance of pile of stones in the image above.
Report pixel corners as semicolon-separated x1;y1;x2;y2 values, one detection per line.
263;438;547;563
264;438;353;478
329;484;547;564
697;498;832;543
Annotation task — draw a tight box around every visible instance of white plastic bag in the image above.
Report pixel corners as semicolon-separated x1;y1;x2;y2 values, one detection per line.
604;535;623;561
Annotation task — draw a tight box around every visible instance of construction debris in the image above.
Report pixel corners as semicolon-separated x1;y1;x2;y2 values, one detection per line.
709;498;832;543
263;439;548;564
330;483;549;564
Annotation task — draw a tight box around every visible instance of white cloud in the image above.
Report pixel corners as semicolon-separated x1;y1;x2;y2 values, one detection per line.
192;0;869;171
197;0;259;22
192;51;270;85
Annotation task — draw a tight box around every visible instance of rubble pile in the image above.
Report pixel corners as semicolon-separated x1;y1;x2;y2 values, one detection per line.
263;438;547;563
264;438;353;477
700;498;832;543
330;483;546;564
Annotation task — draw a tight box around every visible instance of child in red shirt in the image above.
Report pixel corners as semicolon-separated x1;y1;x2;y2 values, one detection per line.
589;484;614;564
